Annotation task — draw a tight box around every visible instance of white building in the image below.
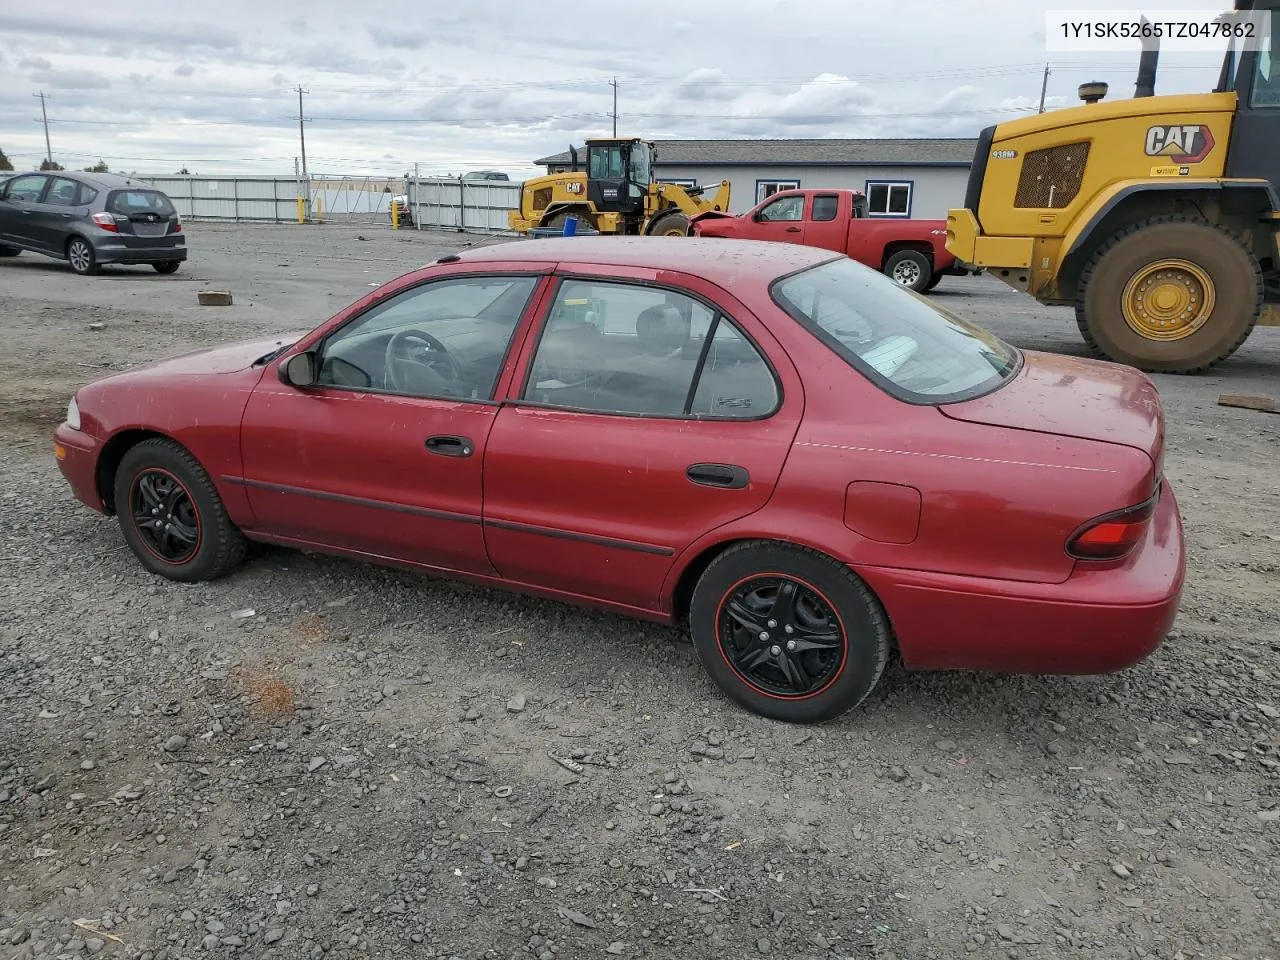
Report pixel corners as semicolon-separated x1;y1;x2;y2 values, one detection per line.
535;138;979;219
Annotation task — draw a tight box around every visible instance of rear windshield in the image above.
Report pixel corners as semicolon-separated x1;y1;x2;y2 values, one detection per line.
771;256;1020;404
107;190;176;217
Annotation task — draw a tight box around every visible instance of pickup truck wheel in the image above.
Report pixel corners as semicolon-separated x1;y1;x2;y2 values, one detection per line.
648;212;690;236
0;245;20;257
924;274;942;291
1075;214;1261;373
884;250;932;292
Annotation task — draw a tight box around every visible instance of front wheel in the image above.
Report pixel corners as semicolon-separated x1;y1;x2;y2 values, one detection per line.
687;541;891;724
1074;214;1262;373
67;237;100;275
884;249;932;292
153;261;181;274
647;211;691;236
113;438;248;582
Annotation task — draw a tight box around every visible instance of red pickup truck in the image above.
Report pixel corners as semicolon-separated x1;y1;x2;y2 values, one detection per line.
689;188;978;292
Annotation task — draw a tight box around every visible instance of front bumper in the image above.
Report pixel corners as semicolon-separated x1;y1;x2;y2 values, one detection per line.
857;481;1185;675
53;423;107;514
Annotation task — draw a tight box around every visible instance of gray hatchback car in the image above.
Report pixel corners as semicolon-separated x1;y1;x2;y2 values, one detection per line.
0;170;186;275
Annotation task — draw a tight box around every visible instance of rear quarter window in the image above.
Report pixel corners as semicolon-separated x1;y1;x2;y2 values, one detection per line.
107;190;176;217
771;256;1020;404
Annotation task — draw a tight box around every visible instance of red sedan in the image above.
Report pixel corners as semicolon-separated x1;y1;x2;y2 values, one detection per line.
52;237;1185;724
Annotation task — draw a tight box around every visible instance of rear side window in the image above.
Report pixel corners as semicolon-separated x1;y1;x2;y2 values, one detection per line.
107;190;176;217
77;184;99;205
811;194;839;221
771;256;1020;404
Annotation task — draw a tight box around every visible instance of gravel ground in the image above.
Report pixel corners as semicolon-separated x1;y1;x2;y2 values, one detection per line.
1;222;1278;960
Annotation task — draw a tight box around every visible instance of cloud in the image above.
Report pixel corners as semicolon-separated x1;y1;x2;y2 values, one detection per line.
19;55;52;70
30;68;111;90
367;24;431;49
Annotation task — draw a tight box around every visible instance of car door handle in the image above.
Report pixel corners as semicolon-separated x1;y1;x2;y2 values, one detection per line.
424;435;473;457
686;463;749;489
785;226;801;233
61;213;73;219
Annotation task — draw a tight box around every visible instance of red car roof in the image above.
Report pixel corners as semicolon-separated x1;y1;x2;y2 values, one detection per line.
449;236;839;278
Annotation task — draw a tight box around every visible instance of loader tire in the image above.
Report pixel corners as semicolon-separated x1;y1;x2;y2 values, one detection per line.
541;210;596;234
647;211;691;236
1074;214;1262;374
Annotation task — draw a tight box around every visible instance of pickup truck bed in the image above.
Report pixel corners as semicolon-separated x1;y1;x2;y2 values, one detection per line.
690;188;979;292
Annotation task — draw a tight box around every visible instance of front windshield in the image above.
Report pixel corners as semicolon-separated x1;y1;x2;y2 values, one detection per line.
1251;9;1278;106
771;256;1020;404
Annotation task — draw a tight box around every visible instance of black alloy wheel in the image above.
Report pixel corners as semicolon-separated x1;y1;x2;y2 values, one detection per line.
688;541;891;724
130;468;201;564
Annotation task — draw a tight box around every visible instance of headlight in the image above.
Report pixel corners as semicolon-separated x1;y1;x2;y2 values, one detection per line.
66;396;81;430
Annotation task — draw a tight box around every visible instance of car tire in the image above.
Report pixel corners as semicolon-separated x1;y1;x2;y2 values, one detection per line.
0;245;20;257
1074;214;1262;373
66;237;100;275
647;211;691;236
687;541;891;724
884;249;932;292
113;437;248;583
153;261;181;274
924;273;943;291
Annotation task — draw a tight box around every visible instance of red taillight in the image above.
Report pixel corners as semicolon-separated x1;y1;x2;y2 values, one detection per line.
174;221;183;233
1066;489;1159;560
91;212;119;233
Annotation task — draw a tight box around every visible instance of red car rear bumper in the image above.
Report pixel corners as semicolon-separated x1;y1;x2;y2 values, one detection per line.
857;481;1185;674
53;423;107;514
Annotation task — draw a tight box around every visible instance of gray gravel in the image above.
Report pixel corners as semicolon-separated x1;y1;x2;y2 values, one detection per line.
1;221;1279;958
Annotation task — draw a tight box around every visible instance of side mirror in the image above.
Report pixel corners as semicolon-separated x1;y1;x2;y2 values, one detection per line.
279;351;317;387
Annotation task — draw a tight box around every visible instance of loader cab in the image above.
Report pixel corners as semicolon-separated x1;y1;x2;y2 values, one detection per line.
585;138;653;216
1219;1;1279;192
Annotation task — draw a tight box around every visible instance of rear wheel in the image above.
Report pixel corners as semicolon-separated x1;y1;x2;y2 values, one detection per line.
924;273;943;291
113;438;247;582
884;249;932;292
153;261;181;274
66;237;100;275
647;211;691;236
687;541;891;724
0;245;19;257
1075;214;1262;373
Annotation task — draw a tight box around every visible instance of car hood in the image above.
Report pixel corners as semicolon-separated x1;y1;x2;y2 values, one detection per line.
939;350;1164;467
126;331;308;377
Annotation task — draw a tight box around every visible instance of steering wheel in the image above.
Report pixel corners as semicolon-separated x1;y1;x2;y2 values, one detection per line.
384;328;463;392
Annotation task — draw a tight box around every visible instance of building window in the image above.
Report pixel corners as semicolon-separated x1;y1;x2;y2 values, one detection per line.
658;178;698;188
865;181;912;217
756;179;800;203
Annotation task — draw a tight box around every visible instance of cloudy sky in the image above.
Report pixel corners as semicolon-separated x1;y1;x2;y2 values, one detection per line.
0;0;1243;179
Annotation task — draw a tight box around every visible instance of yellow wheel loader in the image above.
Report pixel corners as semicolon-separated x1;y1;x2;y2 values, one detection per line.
946;0;1280;373
508;137;731;237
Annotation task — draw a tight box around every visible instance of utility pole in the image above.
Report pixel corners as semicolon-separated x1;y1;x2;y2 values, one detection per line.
295;85;309;180
1038;63;1051;113
610;77;618;136
34;90;52;166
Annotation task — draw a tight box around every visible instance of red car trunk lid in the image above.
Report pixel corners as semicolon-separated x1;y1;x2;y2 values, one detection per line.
938;350;1165;480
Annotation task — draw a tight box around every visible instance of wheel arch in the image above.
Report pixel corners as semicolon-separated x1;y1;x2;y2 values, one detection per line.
95;427;180;514
880;241;934;269
1057;180;1278;302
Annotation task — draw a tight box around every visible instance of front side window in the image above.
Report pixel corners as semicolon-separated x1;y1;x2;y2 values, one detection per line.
315;275;539;400
588;146;625;179
522;279;777;419
772;256;1019;404
758;195;803;221
4;175;47;202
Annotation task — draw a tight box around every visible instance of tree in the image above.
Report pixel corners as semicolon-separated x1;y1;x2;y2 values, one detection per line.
176;166;190;175
83;159;109;173
39;159;64;171
0;147;12;172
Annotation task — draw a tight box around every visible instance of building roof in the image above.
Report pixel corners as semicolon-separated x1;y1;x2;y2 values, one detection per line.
535;138;978;168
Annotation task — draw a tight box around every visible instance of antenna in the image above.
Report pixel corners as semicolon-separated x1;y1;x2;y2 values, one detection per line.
1038;64;1051;113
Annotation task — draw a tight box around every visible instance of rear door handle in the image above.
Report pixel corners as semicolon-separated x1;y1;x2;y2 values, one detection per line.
686;463;749;489
425;435;473;457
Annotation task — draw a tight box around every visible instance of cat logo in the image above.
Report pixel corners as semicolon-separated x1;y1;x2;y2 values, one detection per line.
1144;124;1215;164
566;182;583;194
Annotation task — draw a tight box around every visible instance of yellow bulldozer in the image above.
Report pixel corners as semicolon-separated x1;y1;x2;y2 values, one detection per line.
508;137;731;237
946;0;1279;373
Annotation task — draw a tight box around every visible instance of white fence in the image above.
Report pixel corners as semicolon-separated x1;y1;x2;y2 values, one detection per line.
134;174;523;234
